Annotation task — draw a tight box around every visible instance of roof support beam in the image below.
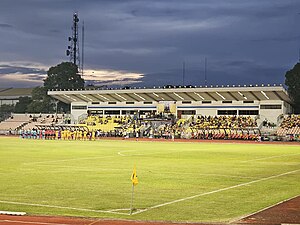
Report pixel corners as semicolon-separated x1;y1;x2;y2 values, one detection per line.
73;95;88;102
143;93;157;102
184;92;198;101
90;94;105;102
163;93;177;101
52;95;70;104
106;94;121;102
227;92;239;101
272;91;284;101
205;92;218;101
249;91;260;101
123;93;140;102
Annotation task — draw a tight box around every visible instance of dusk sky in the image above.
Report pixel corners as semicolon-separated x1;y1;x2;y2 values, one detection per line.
0;0;299;88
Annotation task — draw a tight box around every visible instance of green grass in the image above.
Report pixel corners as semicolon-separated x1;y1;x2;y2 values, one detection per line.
0;137;299;222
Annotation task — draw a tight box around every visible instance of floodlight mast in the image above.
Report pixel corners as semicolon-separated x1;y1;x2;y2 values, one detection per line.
66;12;80;68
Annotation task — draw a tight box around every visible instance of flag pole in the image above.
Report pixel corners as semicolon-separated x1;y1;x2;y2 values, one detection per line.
130;165;138;215
130;184;134;215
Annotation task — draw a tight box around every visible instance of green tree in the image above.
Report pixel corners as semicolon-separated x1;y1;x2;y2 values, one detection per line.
285;63;300;113
26;87;54;113
15;96;32;113
0;104;15;121
44;62;84;90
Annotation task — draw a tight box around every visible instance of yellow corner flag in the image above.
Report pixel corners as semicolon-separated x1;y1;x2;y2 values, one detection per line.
131;166;138;186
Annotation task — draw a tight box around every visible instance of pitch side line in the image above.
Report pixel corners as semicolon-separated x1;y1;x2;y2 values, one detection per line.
0;200;128;215
132;169;300;215
228;194;300;224
0;219;69;225
242;153;300;163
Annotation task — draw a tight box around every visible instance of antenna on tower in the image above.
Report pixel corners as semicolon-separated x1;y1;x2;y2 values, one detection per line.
81;20;84;75
204;57;207;86
66;12;80;68
182;61;185;86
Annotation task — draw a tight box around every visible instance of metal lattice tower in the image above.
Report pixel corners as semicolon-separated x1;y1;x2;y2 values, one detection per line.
66;13;80;68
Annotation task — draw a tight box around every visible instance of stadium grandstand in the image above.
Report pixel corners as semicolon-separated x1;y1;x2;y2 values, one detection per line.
48;84;291;124
1;84;299;141
0;87;33;106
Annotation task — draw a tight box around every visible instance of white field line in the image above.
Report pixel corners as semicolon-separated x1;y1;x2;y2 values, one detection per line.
0;210;26;215
228;194;300;224
31;164;127;172
0;200;129;215
117;148;221;157
132;169;300;215
28;164;254;179
23;155;116;165
105;208;131;212
158;171;255;179
25;148;215;165
242;153;300;163
0;219;69;225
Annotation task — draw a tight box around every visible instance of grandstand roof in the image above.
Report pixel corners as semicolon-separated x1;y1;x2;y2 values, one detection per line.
0;88;33;99
48;84;291;104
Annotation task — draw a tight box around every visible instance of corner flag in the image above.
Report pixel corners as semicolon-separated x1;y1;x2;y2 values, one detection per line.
131;166;138;186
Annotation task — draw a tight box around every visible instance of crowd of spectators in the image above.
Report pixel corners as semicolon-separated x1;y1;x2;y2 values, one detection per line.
77;114;259;141
280;114;300;129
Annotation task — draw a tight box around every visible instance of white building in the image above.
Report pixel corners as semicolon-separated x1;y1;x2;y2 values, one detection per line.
48;84;292;124
0;88;33;106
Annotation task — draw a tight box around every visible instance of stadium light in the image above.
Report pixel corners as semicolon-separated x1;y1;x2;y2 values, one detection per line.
133;93;145;101
261;91;269;100
115;93;127;101
194;92;204;100
216;92;226;100
97;94;109;101
173;92;184;100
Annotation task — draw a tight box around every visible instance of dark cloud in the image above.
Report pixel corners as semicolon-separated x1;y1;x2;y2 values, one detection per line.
0;65;46;75
0;23;13;28
0;0;299;88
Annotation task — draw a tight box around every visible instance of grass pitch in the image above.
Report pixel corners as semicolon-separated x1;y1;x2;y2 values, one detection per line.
0;137;299;222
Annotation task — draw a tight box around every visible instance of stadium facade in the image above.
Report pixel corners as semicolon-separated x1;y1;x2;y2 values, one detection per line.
48;84;292;124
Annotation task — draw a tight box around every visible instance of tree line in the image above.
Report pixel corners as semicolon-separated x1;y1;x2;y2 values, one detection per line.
0;62;84;120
